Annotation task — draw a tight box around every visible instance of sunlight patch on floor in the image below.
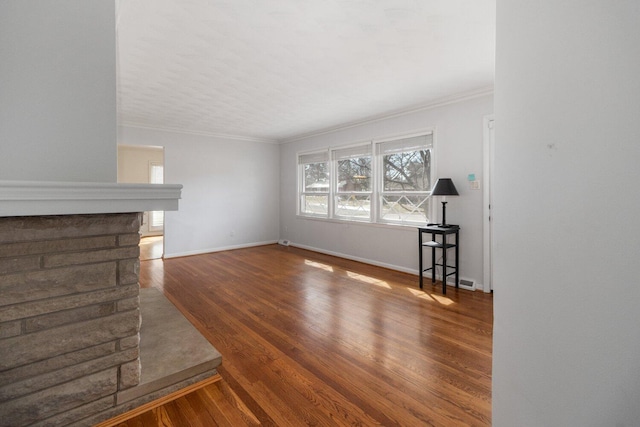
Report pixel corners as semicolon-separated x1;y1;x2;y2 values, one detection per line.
407;288;455;305
304;259;334;272
346;271;392;289
140;235;163;261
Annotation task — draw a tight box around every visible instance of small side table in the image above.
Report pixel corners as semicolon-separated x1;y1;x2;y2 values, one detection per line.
418;225;460;294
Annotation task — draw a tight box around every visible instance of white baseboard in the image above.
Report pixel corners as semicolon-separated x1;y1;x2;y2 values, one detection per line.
291;242;479;291
163;240;278;259
291;242;416;275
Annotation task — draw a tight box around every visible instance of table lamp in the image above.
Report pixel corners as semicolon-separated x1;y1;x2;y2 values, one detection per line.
431;178;459;227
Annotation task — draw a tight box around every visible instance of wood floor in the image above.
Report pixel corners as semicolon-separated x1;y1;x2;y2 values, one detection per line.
119;244;493;426
139;235;163;261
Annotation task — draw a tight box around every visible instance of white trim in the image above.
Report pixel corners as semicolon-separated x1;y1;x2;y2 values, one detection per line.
120;122;279;144
292;242;416;275
294;213;419;231
292;241;478;291
0;181;182;217
482;115;495;293
297;149;331;218
376;131;435;225
163;240;278;259
281;87;494;144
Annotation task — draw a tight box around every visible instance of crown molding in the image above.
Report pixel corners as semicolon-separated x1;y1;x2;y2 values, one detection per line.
280;87;494;144
119;122;279;144
119;86;493;145
0;181;182;217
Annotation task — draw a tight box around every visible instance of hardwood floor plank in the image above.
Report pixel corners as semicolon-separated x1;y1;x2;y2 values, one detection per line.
200;380;261;426
161;399;204;427
152;406;172;427
131;244;492;426
215;365;277;427
181;390;226;427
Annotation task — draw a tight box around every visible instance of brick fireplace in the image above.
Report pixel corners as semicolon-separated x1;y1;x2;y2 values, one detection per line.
0;213;143;425
0;181;221;426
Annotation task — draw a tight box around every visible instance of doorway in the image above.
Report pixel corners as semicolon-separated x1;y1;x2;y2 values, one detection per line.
117;145;165;260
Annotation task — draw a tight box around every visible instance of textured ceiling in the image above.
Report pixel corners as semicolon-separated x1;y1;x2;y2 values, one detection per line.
116;0;495;142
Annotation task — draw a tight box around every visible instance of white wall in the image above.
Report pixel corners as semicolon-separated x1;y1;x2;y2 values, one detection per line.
119;126;280;257
117;145;164;184
0;1;117;182
280;94;493;286
493;1;640;425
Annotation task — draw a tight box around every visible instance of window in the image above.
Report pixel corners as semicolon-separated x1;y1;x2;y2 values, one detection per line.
149;162;164;231
298;151;329;217
377;134;433;225
297;132;433;226
333;145;372;220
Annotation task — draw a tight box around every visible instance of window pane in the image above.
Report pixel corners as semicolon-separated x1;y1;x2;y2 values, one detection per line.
335;195;371;219
337;157;371;192
380;195;431;224
301;194;328;215
150;164;164;184
150;211;164;227
303;162;329;193
383;149;431;191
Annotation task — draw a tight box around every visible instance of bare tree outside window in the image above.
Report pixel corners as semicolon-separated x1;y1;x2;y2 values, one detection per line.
383;150;431;191
337;157;371;192
301;161;329;215
298;133;432;225
379;136;433;224
304;162;329;192
335;155;372;220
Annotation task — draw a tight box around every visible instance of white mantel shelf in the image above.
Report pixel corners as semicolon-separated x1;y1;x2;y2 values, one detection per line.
0;181;183;217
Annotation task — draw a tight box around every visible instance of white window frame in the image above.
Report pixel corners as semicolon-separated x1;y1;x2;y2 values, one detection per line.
298;151;330;218
296;130;435;227
332;143;373;221
375;132;434;226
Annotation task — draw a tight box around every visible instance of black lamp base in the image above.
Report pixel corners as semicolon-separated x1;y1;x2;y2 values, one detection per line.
440;201;449;227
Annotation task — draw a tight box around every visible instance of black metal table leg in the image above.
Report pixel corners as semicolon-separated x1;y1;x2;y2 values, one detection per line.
455;230;459;288
442;233;447;294
431;232;436;285
419;229;423;289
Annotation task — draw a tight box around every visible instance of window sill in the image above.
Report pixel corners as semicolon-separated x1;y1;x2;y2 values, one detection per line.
295;214;420;232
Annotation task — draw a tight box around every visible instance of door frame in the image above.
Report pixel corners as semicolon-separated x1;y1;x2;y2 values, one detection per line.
482;115;494;292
